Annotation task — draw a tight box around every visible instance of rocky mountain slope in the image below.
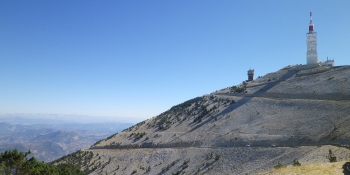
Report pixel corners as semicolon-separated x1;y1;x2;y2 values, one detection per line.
53;65;350;174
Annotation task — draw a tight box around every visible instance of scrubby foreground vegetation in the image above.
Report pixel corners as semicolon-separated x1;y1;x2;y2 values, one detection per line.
260;161;350;175
0;149;83;175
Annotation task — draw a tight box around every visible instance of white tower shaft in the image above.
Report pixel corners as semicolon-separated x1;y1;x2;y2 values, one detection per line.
306;12;318;64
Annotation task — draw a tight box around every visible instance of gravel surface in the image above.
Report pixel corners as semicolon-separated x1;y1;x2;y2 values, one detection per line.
86;65;350;174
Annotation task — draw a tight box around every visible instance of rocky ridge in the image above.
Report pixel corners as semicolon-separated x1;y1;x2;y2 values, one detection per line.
53;65;350;174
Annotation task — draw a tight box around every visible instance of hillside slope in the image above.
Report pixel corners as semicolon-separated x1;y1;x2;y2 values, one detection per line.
54;65;350;174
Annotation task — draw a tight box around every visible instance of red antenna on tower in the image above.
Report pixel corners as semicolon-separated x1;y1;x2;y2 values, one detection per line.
309;11;314;32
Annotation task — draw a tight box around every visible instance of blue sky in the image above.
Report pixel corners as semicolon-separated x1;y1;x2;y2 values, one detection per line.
1;1;349;122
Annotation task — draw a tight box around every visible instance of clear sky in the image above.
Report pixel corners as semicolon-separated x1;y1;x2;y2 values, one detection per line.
1;1;349;122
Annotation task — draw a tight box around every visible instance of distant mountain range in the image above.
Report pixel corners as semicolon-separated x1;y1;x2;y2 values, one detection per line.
0;118;133;162
0;113;139;124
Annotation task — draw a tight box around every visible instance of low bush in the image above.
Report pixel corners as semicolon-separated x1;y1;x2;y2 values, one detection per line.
292;160;301;166
327;149;337;162
273;163;285;169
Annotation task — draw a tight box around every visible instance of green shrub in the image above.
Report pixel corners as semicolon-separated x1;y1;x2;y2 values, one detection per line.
292;160;301;166
0;149;84;175
327;149;337;162
235;87;245;93
273;163;285;169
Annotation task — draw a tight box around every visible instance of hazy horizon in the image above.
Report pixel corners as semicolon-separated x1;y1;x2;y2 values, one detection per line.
0;113;141;124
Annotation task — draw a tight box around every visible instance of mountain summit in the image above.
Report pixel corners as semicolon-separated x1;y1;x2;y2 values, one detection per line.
53;65;350;175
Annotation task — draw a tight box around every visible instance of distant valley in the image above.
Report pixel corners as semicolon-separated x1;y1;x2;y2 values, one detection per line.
0;116;133;162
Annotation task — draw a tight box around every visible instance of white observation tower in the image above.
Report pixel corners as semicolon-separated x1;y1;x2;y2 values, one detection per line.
306;12;318;64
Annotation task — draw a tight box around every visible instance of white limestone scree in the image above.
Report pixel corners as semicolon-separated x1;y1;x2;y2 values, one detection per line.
307;12;318;64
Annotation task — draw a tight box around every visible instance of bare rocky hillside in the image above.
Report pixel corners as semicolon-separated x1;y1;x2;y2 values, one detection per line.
53;65;350;175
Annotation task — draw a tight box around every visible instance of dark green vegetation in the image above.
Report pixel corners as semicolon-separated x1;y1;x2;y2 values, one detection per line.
92;133;119;146
273;163;286;169
0;149;83;175
157;159;180;175
154;97;203;131
327;149;337;162
129;132;146;141
51;150;96;174
161;153;220;175
292;160;301;166
141;96;235;131
90;95;235;138
171;159;190;175
229;85;246;93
